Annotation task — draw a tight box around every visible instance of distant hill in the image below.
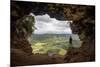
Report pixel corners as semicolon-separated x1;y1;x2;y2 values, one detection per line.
28;34;80;44
32;34;79;39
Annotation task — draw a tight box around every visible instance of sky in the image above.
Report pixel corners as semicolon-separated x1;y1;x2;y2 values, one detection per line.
30;13;72;34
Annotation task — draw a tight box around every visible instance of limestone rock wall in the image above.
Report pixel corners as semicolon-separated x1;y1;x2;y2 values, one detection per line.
11;1;35;65
63;5;95;62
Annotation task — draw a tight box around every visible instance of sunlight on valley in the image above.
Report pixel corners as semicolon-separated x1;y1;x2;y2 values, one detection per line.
31;42;67;56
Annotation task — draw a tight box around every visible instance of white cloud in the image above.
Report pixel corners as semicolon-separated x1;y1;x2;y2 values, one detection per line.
35;14;52;22
32;14;72;34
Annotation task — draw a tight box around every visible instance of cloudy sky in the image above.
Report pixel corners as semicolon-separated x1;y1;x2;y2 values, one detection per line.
30;13;72;34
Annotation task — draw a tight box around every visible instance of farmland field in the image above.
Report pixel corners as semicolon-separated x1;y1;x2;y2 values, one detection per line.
28;34;81;56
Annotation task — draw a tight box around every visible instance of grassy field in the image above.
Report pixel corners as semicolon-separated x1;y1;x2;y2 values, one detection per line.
29;34;81;56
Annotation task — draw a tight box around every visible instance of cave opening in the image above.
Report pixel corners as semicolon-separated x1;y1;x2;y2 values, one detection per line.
27;13;82;57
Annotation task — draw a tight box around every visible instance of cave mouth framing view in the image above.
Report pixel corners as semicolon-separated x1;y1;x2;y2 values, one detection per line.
28;13;82;55
11;0;95;66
